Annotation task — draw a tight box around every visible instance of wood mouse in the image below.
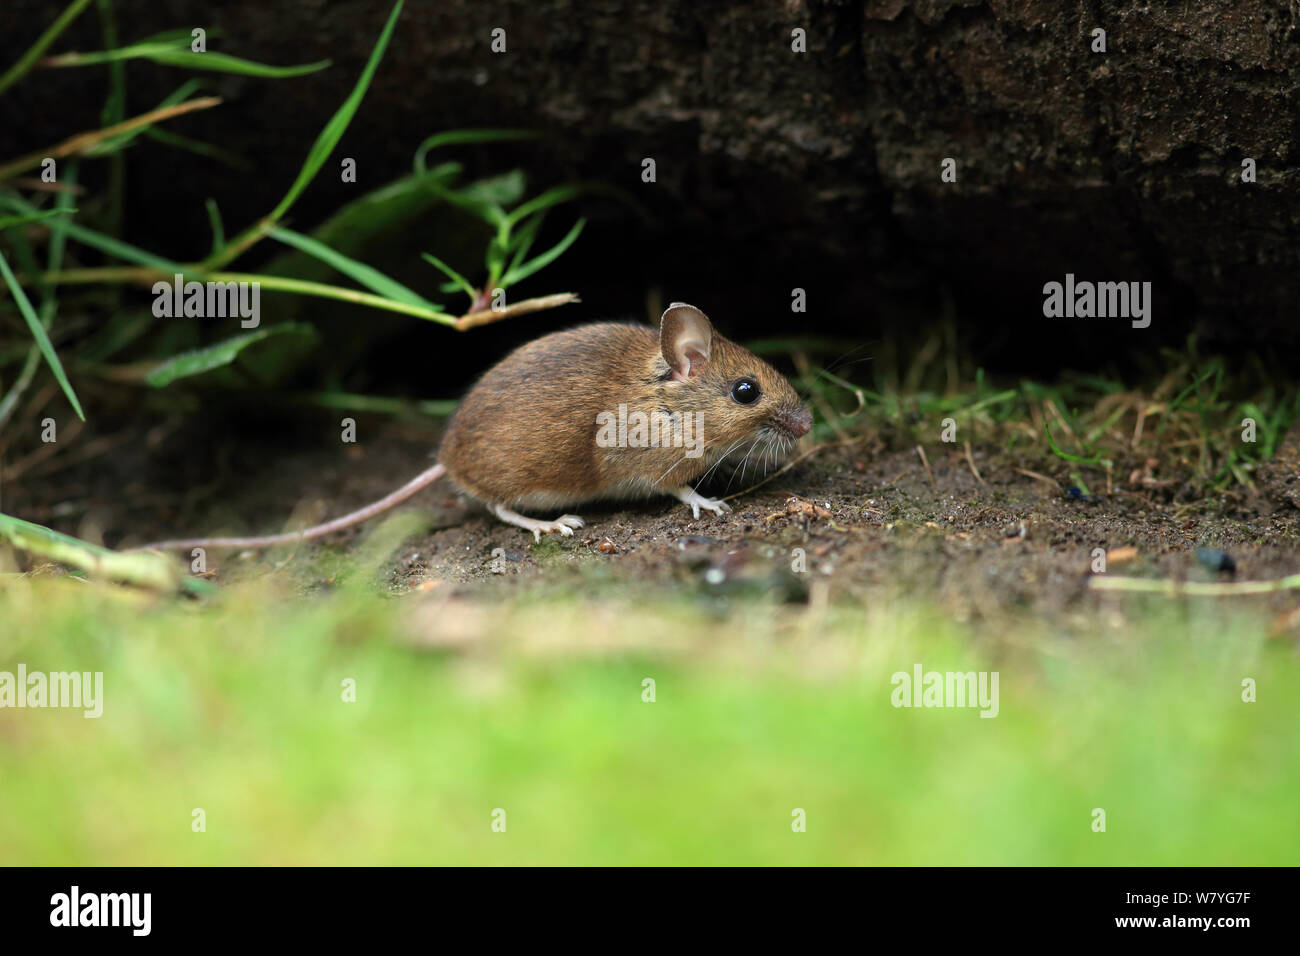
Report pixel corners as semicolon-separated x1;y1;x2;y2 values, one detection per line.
128;303;812;550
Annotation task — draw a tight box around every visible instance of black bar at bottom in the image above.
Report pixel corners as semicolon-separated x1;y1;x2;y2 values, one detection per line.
0;866;1290;942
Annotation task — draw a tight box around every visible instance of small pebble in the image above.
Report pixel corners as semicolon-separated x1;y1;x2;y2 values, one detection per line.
1196;547;1236;574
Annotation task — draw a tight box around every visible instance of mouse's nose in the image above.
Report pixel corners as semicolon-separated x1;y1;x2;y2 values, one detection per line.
775;406;813;438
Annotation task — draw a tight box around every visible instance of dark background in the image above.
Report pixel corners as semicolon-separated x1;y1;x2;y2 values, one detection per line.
3;0;1298;397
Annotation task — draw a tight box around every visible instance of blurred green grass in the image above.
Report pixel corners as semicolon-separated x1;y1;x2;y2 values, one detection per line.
1;575;1296;865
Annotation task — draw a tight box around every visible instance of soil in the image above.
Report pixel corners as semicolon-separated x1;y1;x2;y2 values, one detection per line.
404;429;1300;620
16;413;1295;627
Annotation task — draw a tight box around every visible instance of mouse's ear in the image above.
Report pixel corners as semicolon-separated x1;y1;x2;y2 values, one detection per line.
660;302;713;382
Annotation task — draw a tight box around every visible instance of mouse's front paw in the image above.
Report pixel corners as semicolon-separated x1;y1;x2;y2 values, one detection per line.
672;486;733;519
530;515;584;541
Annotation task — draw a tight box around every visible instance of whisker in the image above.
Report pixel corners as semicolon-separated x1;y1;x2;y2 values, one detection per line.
697;437;748;487
655;452;693;485
727;439;762;492
823;342;872;377
655;434;725;485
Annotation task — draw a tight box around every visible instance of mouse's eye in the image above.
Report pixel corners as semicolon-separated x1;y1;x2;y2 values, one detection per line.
730;378;761;405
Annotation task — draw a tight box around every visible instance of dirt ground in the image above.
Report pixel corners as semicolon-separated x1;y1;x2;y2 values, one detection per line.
17;413;1293;627
406;429;1300;619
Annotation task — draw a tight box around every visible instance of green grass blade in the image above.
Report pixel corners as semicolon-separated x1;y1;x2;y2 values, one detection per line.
0;167;77;431
420;176;511;227
456;170;526;206
47;165;77;278
140;126;251;169
290;390;457;417
75;309;155;364
0;511;213;593
255;167;459;299
63;223;180;270
504;185;582;229
963;388;1019;416
208;272;457;325
507;210;544;255
0;208;79;230
31;210;177;269
0;0;95;96
45;44;330;78
0;196;181;270
90;78;202;155
205;198;225;257
404;169;525;232
420;252;476;301
270;227;441;311
96;0;127;238
145;323;318;387
267;0;402;223
1045;422;1103;466
501;211;544;283
0;251;85;420
484;232;508;283
412;129;538;174
59;220;180;270
499;217;585;287
144;48;330;78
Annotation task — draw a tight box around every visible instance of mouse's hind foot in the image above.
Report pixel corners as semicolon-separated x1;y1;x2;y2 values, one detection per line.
490;504;585;541
671;486;732;519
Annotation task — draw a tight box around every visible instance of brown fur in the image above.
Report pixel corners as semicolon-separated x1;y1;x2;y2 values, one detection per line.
438;317;810;511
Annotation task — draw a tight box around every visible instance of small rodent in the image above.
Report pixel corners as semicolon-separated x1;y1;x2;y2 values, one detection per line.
129;303;812;550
